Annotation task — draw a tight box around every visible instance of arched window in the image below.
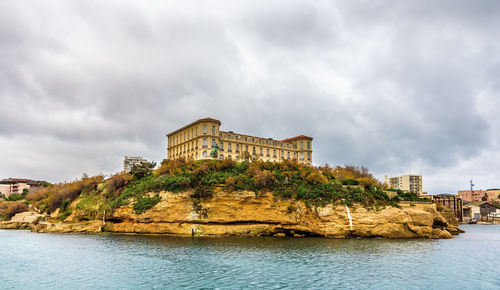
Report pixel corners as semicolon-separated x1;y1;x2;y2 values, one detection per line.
202;151;207;157
252;147;256;154
307;152;310;160
228;155;232;159
287;152;290;159
228;143;232;152
266;149;270;157
236;156;240;161
220;142;224;150
219;154;224;159
260;148;263;155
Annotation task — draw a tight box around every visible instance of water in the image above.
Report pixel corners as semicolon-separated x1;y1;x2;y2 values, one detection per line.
0;225;499;289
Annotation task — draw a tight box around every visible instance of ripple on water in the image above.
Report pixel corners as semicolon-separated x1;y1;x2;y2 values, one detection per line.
1;226;500;289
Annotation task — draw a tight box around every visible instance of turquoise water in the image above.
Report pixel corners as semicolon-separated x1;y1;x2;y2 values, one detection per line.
0;225;499;289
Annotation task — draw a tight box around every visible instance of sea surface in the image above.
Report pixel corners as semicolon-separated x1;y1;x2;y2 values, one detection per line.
0;225;499;289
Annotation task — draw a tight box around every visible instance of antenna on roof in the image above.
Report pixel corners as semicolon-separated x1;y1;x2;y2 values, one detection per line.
470;179;474;192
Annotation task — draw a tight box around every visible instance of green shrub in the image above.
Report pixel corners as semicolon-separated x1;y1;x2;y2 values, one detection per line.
340;178;359;186
133;195;161;214
7;194;23;201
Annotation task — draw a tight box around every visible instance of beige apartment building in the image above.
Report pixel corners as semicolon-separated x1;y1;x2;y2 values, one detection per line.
384;174;424;195
123;156;149;172
0;178;42;198
166;118;313;165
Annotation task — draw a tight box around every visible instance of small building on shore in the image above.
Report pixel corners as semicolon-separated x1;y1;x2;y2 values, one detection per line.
462;201;500;222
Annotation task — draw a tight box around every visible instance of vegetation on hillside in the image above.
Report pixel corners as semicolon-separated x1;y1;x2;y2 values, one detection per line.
0;158;426;220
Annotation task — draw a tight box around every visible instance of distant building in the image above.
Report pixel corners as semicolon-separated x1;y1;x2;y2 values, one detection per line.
123;156;148;173
166;118;313;164
462;201;500;221
0;178;42;198
457;189;500;203
384;174;423;195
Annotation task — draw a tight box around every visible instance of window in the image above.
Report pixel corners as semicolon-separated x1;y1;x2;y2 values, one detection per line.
307;142;310;149
260;148;263;155
196;127;198;136
307;152;310;160
203;125;207;134
220;142;224;151
203;138;207;148
245;145;248;152
228;155;232;159
212;139;216;148
212;125;215;135
266;149;270;157
228;143;232;152
202;151;207;157
219;154;224;160
236;144;240;153
253;147;256;154
281;151;284;157
236;156;240;161
287;152;290;159
300;141;304;149
300;152;304;160
273;150;276;157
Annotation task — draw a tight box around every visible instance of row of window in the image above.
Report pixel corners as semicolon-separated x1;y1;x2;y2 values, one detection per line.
170;124;218;146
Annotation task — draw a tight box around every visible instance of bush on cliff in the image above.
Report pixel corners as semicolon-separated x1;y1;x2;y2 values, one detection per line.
26;175;104;213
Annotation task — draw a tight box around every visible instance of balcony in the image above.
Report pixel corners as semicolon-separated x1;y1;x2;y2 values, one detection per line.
202;145;208;148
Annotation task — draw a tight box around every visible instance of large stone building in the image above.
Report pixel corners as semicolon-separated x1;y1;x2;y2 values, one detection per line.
384;174;424;195
166;118;313;164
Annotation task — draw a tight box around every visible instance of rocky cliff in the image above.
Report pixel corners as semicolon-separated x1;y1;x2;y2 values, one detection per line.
27;190;460;239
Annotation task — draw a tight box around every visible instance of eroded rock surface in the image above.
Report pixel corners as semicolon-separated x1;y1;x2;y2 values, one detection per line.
31;190;460;239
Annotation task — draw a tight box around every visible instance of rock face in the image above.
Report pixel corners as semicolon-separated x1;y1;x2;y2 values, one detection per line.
32;190;460;239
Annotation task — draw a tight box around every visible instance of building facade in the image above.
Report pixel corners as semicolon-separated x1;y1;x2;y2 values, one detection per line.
384;174;423;195
166;118;313;165
457;189;500;203
123;156;149;172
0;178;42;198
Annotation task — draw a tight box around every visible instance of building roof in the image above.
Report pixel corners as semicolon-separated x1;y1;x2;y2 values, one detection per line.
464;201;500;208
0;178;42;185
281;135;313;142
166;117;222;136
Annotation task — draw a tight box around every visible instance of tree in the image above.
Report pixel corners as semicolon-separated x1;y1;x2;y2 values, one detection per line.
130;161;157;179
21;188;29;199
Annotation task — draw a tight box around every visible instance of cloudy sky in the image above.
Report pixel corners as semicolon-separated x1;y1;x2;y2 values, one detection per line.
1;1;499;193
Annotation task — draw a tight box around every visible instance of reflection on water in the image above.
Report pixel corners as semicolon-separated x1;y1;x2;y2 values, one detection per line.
1;225;499;289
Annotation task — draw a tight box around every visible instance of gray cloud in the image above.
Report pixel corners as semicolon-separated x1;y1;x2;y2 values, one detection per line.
0;0;499;193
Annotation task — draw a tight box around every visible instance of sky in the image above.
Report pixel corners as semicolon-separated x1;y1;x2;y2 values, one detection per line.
1;1;499;193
